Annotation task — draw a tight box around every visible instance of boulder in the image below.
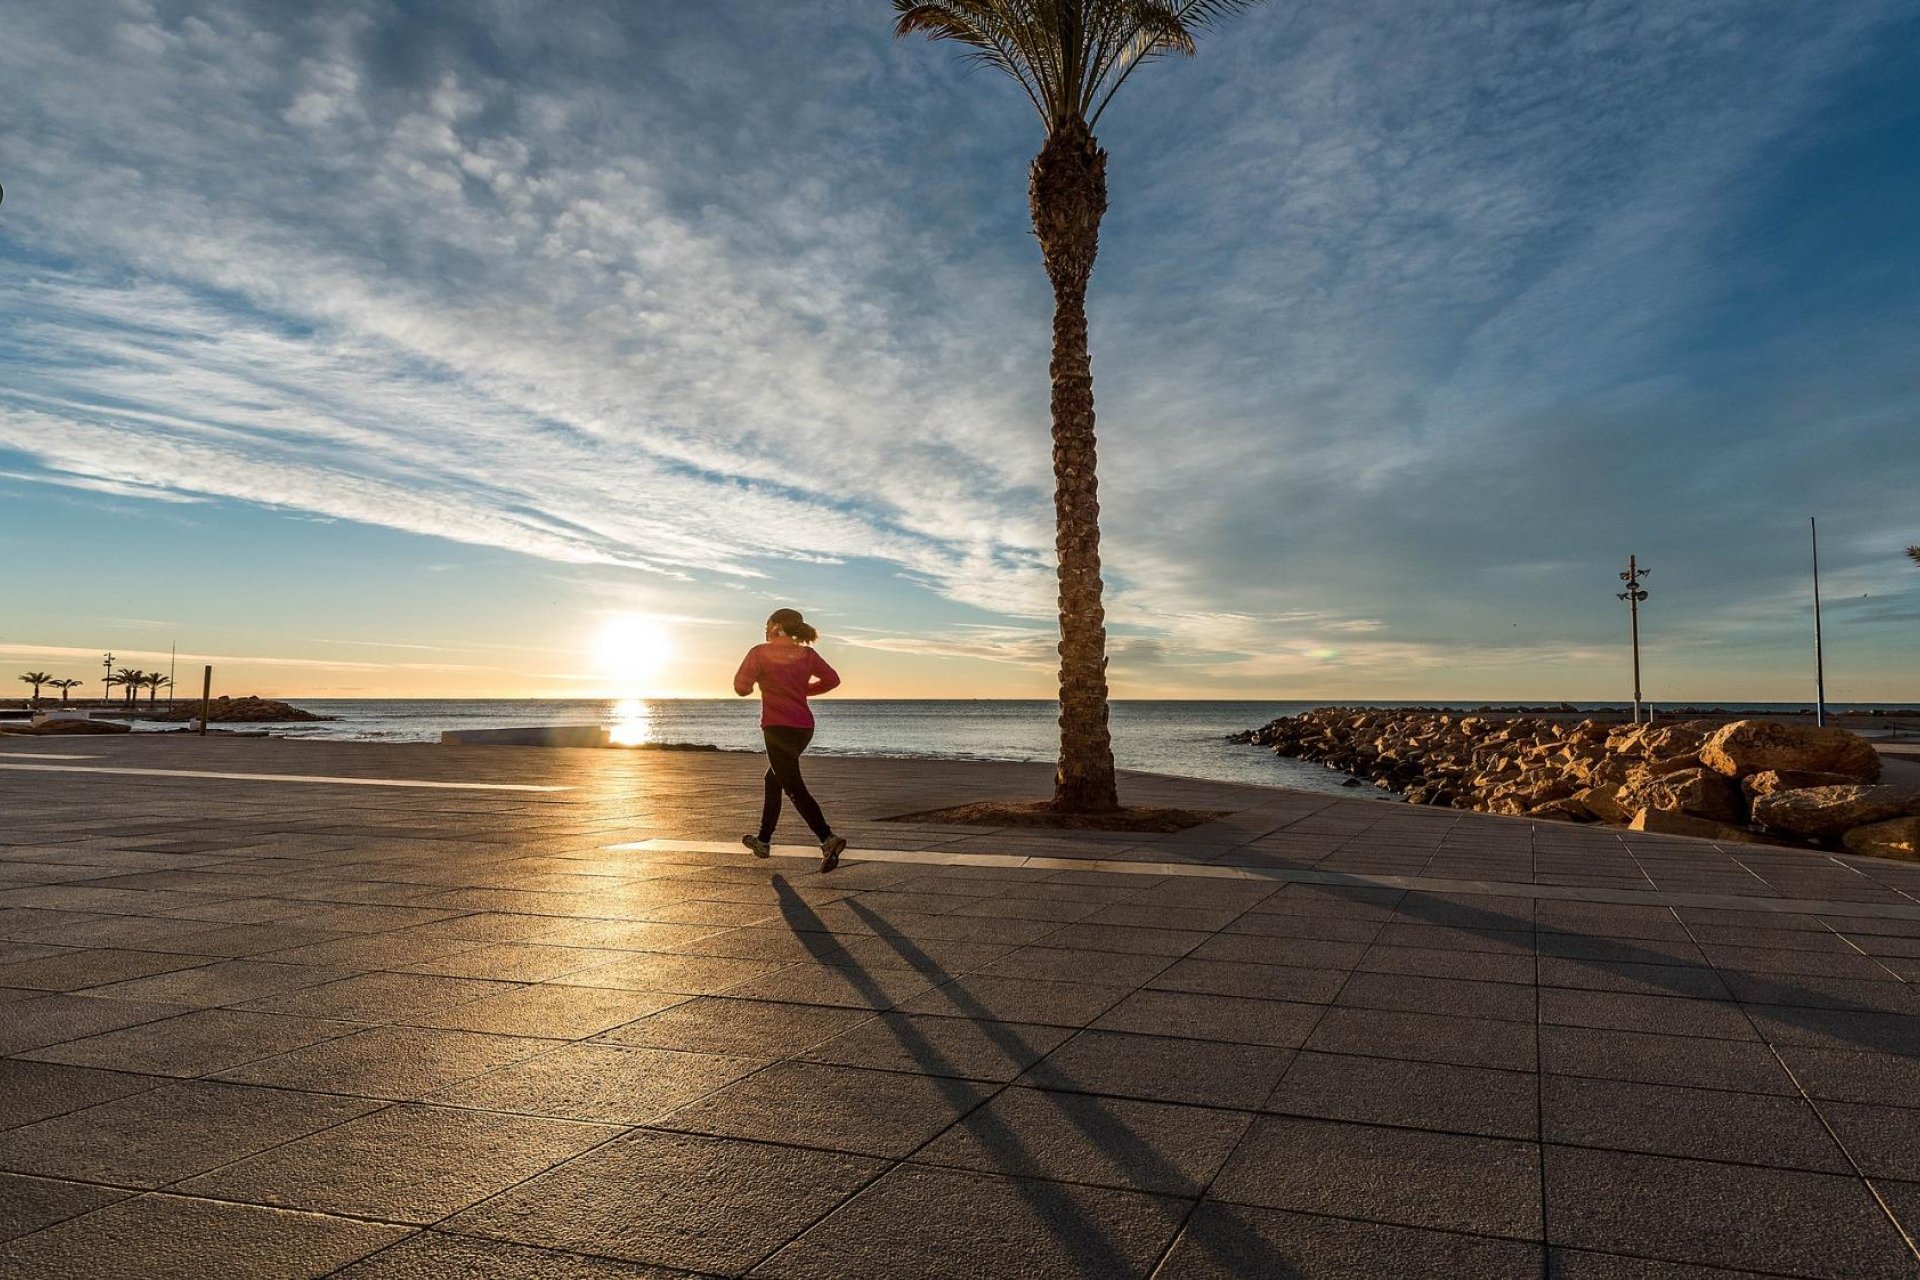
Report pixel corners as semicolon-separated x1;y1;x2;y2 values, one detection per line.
1575;786;1635;825
1629;807;1761;843
1842;817;1920;862
1698;721;1881;782
1750;785;1918;839
1622;767;1742;825
1529;797;1597;823
1741;770;1864;799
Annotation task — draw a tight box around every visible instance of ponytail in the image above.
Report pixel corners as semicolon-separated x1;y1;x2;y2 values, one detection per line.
767;608;818;645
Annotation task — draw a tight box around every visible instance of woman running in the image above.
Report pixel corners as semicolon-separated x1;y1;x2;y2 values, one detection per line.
733;607;848;872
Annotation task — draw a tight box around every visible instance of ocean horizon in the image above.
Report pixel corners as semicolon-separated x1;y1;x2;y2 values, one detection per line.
85;697;1920;799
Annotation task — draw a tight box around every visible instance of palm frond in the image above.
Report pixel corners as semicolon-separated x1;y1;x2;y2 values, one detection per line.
1907;544;1920;566
894;0;1266;131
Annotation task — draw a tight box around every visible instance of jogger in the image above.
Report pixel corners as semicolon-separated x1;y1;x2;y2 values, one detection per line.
733;608;847;872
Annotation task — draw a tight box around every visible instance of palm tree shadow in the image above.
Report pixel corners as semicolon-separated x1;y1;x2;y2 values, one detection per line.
768;875;1297;1276
1311;872;1920;1061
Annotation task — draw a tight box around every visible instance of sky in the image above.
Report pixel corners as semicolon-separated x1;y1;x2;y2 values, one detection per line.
2;0;1916;704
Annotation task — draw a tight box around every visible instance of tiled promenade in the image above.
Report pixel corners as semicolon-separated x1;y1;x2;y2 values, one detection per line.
2;735;1919;1278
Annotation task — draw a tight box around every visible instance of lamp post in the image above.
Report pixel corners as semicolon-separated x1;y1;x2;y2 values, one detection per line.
1811;518;1826;727
101;652;114;707
1617;557;1650;724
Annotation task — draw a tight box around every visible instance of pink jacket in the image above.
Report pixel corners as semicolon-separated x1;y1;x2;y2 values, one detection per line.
733;644;840;728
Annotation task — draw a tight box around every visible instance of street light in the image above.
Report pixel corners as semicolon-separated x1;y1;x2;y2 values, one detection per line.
1617;557;1650;724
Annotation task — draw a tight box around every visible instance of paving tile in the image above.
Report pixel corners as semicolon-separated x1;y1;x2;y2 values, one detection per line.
180;1103;616;1223
1541;1075;1848;1171
1719;972;1920;1014
1543;1146;1916;1277
238;970;525;1021
897;974;1132;1026
0;993;190;1054
416;983;688;1038
86;959;352;1008
19;1008;360;1077
1021;1029;1292;1109
710;962;939;1011
0;1173;130;1243
799;1012;1071;1081
820;934;1012;974
1221;911;1384;943
971;945;1174;988
217;1026;552;1100
1335;971;1536;1022
549;952;788;995
1539;990;1756;1040
1354;944;1536;983
1776;1045;1920;1104
1144;956;1345;1004
1305;1006;1537;1071
429;1043;761;1123
1545;1246;1805;1277
1371;923;1533;954
1538;934;1707;966
1817;1102;1920;1180
0;1079;377;1187
1091;989;1322;1048
1539;1026;1797;1095
1744;1004;1920;1056
754;1162;1187;1279
0;947;217;992
1875;1179;1920;1248
1084;902;1246;932
1158;1201;1543;1278
598;997;871;1056
334;1231;693;1277
915;1085;1251;1196
660;1060;991;1158
445;1129;884;1274
1034;922;1211;957
1267;1050;1537;1139
1535;958;1731;1000
0;1191;409;1279
1190;933;1370;970
1211;1115;1540;1239
0;1060;159;1130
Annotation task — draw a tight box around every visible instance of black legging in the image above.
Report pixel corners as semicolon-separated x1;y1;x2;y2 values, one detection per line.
759;726;833;842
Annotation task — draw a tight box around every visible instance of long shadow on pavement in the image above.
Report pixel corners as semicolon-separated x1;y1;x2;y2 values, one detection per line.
768;877;1291;1278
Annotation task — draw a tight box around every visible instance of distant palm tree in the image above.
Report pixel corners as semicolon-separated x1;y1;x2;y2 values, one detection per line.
1908;545;1919;567
145;674;173;705
110;668;145;707
47;678;83;705
17;671;51;705
894;0;1265;811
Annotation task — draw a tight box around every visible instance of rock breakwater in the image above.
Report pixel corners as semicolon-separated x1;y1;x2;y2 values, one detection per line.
1237;707;1918;858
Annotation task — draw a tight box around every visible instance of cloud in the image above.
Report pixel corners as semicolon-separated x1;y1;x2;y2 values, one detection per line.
2;0;1914;694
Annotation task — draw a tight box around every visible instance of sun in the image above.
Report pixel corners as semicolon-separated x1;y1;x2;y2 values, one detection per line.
593;614;673;693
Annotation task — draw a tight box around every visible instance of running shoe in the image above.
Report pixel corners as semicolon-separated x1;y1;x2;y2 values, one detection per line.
819;834;847;873
742;834;771;859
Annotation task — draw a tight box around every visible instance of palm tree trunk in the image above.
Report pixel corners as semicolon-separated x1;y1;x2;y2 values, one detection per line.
1031;119;1118;813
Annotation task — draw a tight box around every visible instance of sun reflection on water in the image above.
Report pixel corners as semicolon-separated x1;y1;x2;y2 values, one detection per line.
609;698;653;747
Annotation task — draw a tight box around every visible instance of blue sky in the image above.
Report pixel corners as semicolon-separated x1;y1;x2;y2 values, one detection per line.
2;0;1915;702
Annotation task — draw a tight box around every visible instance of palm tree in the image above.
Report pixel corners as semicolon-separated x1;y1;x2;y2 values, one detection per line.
1907;545;1919;567
110;668;145;707
48;678;83;705
145;674;173;706
895;1;1263;811
17;671;51;706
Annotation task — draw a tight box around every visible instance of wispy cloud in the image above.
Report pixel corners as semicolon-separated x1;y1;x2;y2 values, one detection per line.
2;0;1914;695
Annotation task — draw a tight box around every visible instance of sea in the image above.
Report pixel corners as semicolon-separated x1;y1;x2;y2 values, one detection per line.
100;698;1920;800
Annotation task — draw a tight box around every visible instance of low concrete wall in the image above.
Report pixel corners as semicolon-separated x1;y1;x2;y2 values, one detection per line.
440;725;610;748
